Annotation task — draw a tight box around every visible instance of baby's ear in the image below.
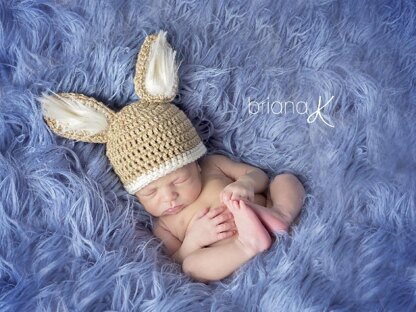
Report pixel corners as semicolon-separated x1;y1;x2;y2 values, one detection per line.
39;92;115;143
134;30;179;104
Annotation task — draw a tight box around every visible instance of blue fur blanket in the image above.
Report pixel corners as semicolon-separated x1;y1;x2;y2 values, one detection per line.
1;0;415;311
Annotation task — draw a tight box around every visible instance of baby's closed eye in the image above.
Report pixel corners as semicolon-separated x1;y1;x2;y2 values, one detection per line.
174;176;190;184
142;189;156;196
173;175;190;184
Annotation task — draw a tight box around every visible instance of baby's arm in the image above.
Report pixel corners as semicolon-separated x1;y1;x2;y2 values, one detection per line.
202;154;269;201
154;220;251;283
182;237;254;283
182;199;272;283
153;206;236;264
153;220;200;263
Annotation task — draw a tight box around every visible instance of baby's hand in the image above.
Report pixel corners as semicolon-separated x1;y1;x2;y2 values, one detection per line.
220;180;255;204
185;206;237;248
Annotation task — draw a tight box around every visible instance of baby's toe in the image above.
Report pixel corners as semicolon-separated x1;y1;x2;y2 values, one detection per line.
238;200;248;210
232;200;241;210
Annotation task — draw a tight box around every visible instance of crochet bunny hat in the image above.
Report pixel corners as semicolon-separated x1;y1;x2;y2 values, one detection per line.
39;31;207;194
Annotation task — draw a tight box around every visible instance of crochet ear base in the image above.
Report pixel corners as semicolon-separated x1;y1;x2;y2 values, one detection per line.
39;92;115;143
134;30;179;104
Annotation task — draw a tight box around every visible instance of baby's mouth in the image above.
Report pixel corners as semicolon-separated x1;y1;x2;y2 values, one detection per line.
164;204;184;215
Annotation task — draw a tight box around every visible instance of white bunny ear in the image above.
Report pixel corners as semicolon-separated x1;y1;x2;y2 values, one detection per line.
39;92;115;143
134;30;179;104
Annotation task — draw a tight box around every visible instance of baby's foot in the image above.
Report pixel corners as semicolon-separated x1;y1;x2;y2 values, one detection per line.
239;199;289;234
226;199;272;257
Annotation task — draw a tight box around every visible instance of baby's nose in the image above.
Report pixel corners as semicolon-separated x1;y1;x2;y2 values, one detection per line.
162;189;178;201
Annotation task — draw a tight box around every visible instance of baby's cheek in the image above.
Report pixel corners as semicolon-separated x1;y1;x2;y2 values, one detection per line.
187;185;200;202
141;199;157;215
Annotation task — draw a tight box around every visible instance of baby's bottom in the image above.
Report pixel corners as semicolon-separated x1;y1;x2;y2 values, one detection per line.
255;172;306;233
182;173;306;283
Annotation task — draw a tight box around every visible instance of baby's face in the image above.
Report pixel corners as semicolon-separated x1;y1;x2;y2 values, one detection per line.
135;162;202;217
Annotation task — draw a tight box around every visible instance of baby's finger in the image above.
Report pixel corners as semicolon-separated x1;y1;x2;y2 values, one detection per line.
225;219;237;230
221;220;237;232
212;211;232;224
197;207;210;219
217;222;234;233
217;230;236;240
207;206;226;218
219;210;235;222
222;211;234;221
227;220;237;229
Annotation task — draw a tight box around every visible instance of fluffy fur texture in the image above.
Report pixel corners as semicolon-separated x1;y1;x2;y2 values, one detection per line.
1;0;416;311
39;93;109;135
145;30;178;98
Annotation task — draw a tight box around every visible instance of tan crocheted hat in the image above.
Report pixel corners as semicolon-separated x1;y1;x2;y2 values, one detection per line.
39;31;207;194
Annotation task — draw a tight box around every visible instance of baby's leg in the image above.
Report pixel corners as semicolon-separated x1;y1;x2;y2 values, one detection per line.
267;173;305;225
182;200;271;282
243;173;305;234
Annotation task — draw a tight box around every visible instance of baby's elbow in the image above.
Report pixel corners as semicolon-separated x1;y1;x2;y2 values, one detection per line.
182;256;195;277
182;257;209;283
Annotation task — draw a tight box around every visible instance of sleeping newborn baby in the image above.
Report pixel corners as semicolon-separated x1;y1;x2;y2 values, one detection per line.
39;31;306;283
136;154;305;282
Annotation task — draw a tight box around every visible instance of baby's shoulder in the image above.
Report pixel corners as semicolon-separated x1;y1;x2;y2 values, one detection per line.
199;154;230;171
199;155;228;178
